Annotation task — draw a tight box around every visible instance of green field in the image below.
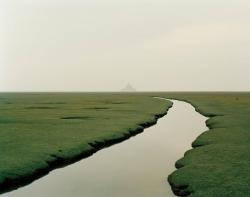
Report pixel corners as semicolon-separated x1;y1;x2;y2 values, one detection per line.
156;92;250;197
1;92;250;196
0;93;172;193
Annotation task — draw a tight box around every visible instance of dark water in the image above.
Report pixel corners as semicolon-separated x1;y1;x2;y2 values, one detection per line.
3;100;208;197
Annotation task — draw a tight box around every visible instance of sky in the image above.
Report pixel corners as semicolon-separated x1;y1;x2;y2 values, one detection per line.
1;0;250;91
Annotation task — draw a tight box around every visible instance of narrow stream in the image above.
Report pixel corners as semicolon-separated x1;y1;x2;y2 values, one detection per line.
3;99;208;197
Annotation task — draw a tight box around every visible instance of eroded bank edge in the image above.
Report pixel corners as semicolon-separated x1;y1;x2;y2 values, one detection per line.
164;98;217;197
0;99;173;194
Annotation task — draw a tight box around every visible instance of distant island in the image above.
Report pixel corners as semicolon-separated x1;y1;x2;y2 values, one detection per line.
121;83;136;92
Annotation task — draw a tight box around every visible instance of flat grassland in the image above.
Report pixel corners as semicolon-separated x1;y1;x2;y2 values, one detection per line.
1;92;250;196
154;92;250;197
0;93;172;193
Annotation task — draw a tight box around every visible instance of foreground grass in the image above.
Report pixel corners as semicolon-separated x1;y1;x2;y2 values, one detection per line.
2;92;250;196
0;93;172;193
153;92;250;197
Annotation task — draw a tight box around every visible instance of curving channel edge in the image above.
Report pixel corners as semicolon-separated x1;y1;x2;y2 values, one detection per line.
0;98;173;194
167;98;211;197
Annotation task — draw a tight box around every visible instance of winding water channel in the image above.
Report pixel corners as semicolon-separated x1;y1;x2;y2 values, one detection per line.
3;99;208;197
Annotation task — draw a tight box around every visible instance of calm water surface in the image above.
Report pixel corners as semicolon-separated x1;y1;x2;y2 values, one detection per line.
3;100;208;197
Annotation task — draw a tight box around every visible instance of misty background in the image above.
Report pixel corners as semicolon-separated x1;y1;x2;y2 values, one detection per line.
1;0;250;91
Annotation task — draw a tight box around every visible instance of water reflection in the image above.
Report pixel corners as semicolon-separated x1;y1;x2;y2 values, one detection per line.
3;100;208;197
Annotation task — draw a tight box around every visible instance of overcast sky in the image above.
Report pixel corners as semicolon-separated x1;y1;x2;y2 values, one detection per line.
1;0;250;91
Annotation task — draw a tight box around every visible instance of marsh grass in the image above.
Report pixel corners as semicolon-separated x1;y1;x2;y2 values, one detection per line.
153;92;250;197
0;93;171;193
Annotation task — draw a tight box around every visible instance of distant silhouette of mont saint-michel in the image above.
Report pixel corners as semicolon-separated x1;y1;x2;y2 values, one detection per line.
121;83;136;92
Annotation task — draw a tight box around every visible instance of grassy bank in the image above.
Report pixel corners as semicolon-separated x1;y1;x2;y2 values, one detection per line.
2;92;250;196
0;93;172;193
154;92;250;196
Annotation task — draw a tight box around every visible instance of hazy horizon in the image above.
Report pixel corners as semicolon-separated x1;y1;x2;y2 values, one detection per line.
1;0;250;92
